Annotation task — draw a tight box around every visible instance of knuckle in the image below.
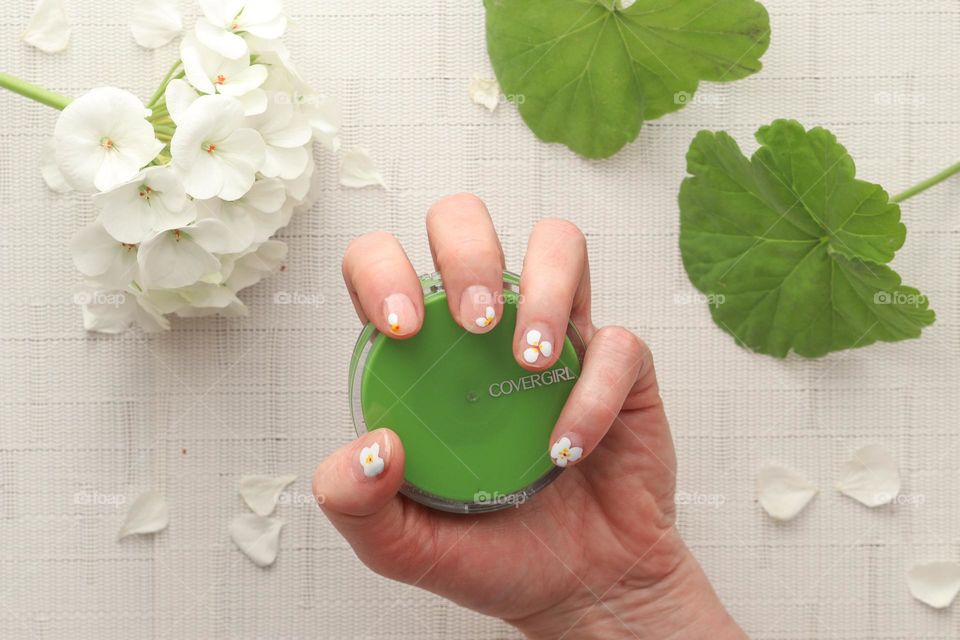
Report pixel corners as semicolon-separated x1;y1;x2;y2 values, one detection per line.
435;240;502;273
343;231;394;268
597;325;645;362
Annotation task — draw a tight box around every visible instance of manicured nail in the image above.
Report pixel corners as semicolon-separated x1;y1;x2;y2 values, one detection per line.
522;328;554;364
460;285;496;333
550;435;583;467
383;294;416;335
359;441;385;478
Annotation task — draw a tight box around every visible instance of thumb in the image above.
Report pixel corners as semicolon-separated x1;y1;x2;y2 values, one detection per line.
312;429;430;579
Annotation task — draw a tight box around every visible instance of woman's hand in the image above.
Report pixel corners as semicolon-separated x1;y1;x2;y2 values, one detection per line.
313;194;744;639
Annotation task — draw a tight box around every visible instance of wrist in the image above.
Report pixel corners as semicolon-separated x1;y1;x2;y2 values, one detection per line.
509;546;745;640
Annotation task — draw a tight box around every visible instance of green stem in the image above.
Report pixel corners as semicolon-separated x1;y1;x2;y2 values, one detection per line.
893;161;960;203
146;59;182;109
0;72;71;110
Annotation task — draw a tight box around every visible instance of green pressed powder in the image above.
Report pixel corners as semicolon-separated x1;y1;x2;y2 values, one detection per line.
349;272;584;513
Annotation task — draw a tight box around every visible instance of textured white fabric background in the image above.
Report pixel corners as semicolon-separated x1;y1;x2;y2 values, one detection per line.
1;0;958;638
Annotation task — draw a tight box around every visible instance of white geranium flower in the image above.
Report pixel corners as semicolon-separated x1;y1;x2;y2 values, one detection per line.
260;51;341;151
171;94;265;201
23;0;71;53
246;98;312;179
194;197;255;254
71;221;140;289
203;176;289;246
181;32;268;114
137;219;234;289
79;286;169;333
164;78;199;126
225;240;287;292
283;153;314;203
93;166;194;243
195;0;287;59
130;0;182;49
54;87;163;193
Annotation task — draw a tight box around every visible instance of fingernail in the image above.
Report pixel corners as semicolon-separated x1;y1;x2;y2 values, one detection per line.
358;440;385;478
521;327;554;365
550;434;583;468
383;294;416;336
460;285;497;333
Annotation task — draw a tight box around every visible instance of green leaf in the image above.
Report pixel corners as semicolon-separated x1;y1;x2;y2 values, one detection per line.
483;0;770;159
679;119;935;358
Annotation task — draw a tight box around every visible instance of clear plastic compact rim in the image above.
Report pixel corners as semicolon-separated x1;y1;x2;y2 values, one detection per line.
348;270;586;514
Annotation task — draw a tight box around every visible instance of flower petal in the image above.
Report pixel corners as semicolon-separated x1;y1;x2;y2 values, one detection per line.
836;444;900;508
138;229;221;289
522;347;540;364
130;0;182;49
338;147;387;189
40;136;71;193
195;16;248;59
538;340;553;358
526;329;542;347
469;77;500;112
229;513;284;567
164;79;199;126
117;490;169;539
23;0;70;53
756;464;818;521
239;474;297;517
907;562;960;609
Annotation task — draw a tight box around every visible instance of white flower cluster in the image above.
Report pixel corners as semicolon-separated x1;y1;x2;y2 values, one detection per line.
51;0;339;333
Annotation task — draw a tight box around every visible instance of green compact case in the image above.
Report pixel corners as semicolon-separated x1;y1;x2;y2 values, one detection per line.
349;272;584;513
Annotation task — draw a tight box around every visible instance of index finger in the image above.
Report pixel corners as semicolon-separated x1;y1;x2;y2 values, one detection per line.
342;231;424;338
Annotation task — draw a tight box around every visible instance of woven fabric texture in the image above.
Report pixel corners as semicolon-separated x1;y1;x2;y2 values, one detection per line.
1;0;958;638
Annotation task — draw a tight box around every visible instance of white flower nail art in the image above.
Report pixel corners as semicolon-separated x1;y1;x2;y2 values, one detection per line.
523;329;553;363
550;436;582;467
475;306;495;328
359;442;385;477
387;312;400;333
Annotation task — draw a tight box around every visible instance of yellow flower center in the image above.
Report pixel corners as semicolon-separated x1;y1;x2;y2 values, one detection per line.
100;137;115;150
215;74;227;85
364;454;374;464
203;142;217;155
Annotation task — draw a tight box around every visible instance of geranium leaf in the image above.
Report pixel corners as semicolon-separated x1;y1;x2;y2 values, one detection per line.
679;119;935;358
484;0;770;158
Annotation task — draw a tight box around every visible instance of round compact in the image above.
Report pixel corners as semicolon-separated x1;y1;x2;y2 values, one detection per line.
349;272;585;513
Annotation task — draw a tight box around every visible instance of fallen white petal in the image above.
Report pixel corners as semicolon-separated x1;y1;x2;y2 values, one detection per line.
756;464;818;521
469;77;500;112
239;474;297;517
836;444;900;507
23;0;70;53
907;562;960;609
40;136;70;193
117;490;169;539
339;147;386;189
130;0;182;49
229;513;284;567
